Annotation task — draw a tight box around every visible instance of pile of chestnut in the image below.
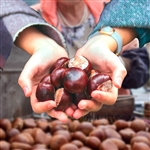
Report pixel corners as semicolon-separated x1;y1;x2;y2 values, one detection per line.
36;56;112;111
0;117;150;150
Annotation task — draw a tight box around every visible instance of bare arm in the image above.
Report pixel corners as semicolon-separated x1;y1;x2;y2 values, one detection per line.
97;27;137;53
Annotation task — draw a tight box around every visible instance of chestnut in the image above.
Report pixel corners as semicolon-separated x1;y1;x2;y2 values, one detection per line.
71;140;84;148
63;67;88;93
130;119;147;132
0;128;6;140
0;141;10;150
54;88;72;111
85;136;101;150
51;67;66;89
40;74;51;83
73;90;88;106
50;57;69;73
89;69;100;78
100;139;118;150
60;143;78;150
68;55;92;76
49;134;68;150
36;82;55;102
76;122;94;136
132;142;150;150
87;74;112;96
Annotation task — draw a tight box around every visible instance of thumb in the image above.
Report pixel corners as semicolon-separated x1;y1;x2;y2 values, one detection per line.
18;63;34;97
112;63;127;88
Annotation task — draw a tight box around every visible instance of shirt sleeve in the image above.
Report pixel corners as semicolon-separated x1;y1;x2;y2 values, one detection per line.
0;0;66;69
121;47;149;89
90;0;150;47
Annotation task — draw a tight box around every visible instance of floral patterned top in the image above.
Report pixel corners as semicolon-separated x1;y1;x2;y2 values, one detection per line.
61;14;95;58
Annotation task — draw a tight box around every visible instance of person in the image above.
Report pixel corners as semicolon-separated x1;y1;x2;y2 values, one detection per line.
0;0;69;122
5;0;148;122
31;0;149;95
29;0;150;118
1;0;113;122
74;0;150;106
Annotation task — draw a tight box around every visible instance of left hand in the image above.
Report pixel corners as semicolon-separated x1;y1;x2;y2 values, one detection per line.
68;35;126;119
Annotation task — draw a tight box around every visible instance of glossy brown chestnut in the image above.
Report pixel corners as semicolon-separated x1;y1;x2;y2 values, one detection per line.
54;88;72;111
68;55;92;76
36;82;55;102
40;74;51;83
50;57;69;73
87;74;111;96
73;91;88;106
51;67;66;89
63;67;88;93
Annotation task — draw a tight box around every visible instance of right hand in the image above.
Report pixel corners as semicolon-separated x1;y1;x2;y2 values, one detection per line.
18;39;71;122
70;34;127;119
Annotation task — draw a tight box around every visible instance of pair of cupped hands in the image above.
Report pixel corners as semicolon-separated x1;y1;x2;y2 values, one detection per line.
18;35;127;122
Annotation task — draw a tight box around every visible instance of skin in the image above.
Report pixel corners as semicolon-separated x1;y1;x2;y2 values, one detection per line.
16;1;138;121
72;27;137;119
15;26;70;121
57;0;89;26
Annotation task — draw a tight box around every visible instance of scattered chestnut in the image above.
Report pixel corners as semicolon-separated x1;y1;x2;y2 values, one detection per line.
71;140;84;148
60;143;78;150
49;134;68;150
100;139;118;150
85;136;101;150
68;55;92;76
76;122;94;136
50;57;69;73
36;82;55;102
0;141;10;150
0;128;6;140
132;142;150;150
63;67;88;93
130;119;147;132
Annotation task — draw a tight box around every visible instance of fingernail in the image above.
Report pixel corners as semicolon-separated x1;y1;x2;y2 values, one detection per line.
91;92;101;100
23;87;29;97
79;101;86;109
47;102;56;109
117;77;122;88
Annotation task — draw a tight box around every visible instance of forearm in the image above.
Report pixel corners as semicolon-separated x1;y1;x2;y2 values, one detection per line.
15;26;54;54
96;27;137;53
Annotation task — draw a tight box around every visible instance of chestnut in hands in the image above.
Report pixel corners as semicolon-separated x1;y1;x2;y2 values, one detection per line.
87;74;112;96
36;55;112;112
63;67;88;93
50;57;69;73
36;82;55;102
68;55;92;76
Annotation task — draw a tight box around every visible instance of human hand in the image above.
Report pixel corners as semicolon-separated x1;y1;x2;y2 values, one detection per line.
18;39;70;122
71;35;127;118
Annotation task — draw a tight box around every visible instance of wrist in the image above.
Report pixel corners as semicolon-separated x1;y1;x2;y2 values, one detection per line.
88;34;118;53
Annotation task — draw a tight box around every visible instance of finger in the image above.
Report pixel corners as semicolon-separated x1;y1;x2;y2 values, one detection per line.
65;107;74;117
111;57;127;88
18;58;37;97
30;96;56;114
47;109;68;122
91;86;118;105
73;109;90;120
65;103;77;117
78;99;103;112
